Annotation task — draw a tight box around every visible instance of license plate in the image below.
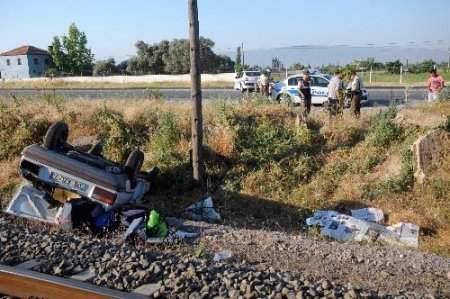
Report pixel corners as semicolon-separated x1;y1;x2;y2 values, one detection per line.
50;172;88;192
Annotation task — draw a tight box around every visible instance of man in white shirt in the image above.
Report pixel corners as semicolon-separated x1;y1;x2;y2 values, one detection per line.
349;70;362;118
327;70;344;117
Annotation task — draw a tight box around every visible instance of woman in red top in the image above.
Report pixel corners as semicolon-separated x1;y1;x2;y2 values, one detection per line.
427;69;445;102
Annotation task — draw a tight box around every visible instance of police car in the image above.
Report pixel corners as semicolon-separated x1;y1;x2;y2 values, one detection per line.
271;73;369;106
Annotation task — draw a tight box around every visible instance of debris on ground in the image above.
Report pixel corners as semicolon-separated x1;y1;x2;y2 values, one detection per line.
306;208;419;247
184;196;221;222
213;250;232;262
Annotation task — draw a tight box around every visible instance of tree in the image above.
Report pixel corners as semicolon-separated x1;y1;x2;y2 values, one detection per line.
150;40;170;74
117;60;129;74
48;23;94;75
320;63;341;74
163;39;191;74
271;57;282;71
214;55;235;73
93;58;118;76
385;59;403;74
288;62;305;71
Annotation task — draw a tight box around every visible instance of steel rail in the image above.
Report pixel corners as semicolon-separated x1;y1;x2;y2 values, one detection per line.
0;264;146;299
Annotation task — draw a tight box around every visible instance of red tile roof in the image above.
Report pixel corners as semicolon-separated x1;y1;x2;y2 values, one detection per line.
0;45;49;56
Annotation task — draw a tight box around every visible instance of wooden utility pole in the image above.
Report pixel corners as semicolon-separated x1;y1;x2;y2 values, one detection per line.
188;0;204;187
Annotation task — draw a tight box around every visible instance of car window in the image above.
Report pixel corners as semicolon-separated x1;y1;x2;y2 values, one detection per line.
287;77;299;86
311;76;329;87
235;72;243;79
246;71;261;77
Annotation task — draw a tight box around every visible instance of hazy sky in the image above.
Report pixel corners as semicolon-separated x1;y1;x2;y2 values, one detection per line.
1;0;449;64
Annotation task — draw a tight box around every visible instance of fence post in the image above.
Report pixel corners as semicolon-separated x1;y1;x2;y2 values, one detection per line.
369;67;372;83
400;65;403;83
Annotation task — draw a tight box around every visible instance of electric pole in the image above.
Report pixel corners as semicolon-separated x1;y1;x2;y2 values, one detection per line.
188;0;204;187
242;42;245;70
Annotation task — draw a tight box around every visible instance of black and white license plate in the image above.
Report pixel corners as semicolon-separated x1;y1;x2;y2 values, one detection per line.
50;172;88;192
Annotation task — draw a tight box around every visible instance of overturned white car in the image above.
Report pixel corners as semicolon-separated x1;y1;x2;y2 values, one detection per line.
6;121;157;228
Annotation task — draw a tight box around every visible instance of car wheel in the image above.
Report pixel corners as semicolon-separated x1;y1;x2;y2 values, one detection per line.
43;121;69;152
125;149;144;187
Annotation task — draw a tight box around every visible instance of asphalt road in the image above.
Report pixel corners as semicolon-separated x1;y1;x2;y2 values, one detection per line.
0;88;430;107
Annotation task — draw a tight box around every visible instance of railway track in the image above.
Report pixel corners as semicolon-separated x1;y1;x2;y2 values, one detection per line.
0;263;150;298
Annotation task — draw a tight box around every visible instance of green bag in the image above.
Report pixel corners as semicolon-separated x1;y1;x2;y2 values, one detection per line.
146;210;168;237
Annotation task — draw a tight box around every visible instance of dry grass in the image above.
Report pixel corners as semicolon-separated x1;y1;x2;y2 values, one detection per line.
1;93;449;257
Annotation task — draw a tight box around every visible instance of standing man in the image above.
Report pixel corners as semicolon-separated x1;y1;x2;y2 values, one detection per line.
258;71;270;97
349;70;362;118
327;70;344;117
427;69;445;102
298;70;312;124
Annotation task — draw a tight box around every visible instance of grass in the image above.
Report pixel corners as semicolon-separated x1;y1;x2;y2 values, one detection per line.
0;92;449;257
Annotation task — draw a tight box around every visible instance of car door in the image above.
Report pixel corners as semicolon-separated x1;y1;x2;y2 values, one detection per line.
286;76;300;100
310;75;329;105
234;72;243;89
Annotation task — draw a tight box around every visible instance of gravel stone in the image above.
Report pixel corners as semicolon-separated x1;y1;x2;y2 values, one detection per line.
0;212;449;298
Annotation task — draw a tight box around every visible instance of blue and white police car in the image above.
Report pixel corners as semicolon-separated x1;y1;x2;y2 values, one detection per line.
271;73;369;107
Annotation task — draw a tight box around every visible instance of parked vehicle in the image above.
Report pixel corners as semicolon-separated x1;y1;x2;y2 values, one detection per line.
234;70;261;92
271;73;369;106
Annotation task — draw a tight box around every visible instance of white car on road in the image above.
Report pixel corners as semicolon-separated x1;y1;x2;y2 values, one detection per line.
234;70;261;92
271;73;369;106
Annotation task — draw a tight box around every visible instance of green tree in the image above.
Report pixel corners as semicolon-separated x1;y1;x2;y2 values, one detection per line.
215;54;235;73
271;57;282;71
48;23;94;75
288;62;305;71
163;39;190;74
320;63;341;74
385;59;403;74
199;37;217;73
93;58;118;76
117;60;129;74
150;40;170;74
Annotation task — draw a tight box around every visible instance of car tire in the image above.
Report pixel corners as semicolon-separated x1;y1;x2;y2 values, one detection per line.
125;149;144;187
43;121;69;152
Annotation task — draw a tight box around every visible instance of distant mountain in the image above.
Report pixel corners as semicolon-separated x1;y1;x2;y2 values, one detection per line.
223;46;448;68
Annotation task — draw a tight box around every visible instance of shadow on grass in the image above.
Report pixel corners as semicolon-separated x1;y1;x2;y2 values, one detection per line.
148;185;314;234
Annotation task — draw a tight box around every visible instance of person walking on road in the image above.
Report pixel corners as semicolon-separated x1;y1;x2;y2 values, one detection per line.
327;70;344;117
427;69;445;102
349;70;362;118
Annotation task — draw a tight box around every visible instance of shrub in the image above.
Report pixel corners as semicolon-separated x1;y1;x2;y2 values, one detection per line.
89;106;140;163
146;111;182;165
361;154;384;174
367;107;403;148
236;116;299;165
